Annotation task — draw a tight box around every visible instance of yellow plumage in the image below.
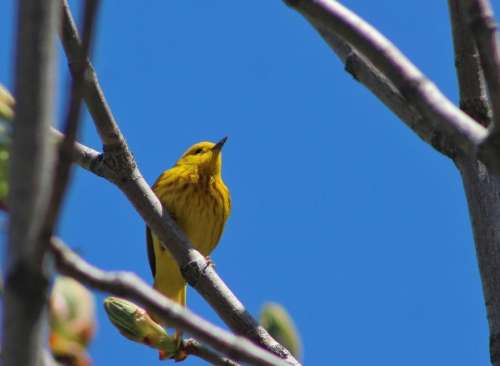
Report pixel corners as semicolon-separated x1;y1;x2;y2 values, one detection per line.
146;138;231;343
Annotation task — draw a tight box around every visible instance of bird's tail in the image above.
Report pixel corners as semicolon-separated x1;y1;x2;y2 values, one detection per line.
170;284;186;308
152;281;187;322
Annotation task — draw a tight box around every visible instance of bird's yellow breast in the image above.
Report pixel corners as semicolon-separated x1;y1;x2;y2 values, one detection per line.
154;170;230;255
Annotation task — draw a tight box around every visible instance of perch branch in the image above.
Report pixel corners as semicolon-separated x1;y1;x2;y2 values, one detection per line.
58;2;298;364
50;238;288;366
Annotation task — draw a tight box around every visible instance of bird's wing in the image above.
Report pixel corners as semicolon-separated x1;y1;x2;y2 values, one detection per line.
147;168;176;278
146;226;156;277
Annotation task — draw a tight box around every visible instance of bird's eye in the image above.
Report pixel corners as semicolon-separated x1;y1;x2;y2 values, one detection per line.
193;148;203;155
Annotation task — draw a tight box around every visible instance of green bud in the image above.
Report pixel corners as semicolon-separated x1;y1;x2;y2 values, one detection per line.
103;297;178;357
49;277;96;366
0;84;14;121
260;302;302;360
0;85;14;208
50;276;96;347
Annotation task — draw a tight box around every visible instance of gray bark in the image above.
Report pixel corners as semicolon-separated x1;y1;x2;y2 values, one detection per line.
449;1;500;363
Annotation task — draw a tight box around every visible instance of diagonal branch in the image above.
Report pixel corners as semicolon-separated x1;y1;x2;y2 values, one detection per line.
305;26;455;157
50;238;288;366
182;338;240;366
58;2;298;364
285;0;487;158
60;0;127;148
462;0;500;172
448;1;500;364
2;1;59;366
40;0;100;258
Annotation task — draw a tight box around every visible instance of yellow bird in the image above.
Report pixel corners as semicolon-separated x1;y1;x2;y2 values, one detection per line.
146;138;231;346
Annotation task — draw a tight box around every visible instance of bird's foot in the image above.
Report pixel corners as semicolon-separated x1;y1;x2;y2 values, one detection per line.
158;350;187;362
158;350;169;360
204;256;215;271
173;349;188;362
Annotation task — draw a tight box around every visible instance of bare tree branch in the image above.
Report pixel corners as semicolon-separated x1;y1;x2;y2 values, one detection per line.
449;0;492;126
2;1;59;366
448;2;500;364
50;238;289;366
41;0;100;257
302;25;456;156
57;3;298;364
456;157;500;365
285;0;487;158
182;338;240;366
60;0;125;148
464;0;500;126
462;0;500;172
50;128;112;178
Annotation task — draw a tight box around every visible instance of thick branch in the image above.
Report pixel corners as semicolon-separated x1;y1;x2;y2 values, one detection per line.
58;3;297;364
50;239;288;366
2;1;59;366
286;0;487;158
462;0;500;171
449;2;500;364
456;156;500;365
307;26;455;156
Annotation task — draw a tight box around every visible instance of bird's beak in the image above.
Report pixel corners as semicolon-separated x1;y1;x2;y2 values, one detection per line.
212;136;228;153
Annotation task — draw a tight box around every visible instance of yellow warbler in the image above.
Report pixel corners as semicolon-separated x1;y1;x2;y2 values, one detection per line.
146;138;231;344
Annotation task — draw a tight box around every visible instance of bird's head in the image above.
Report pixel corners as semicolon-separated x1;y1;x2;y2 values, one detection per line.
176;137;227;176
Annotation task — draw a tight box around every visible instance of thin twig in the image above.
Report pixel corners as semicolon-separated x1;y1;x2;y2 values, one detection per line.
58;3;298;364
50;128;112;178
50;238;289;366
285;0;487;157
448;2;500;364
40;0;100;258
60;0;126;148
462;0;500;171
2;1;59;366
182;338;240;366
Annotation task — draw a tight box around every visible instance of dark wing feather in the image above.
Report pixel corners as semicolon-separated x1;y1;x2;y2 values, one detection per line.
146;227;156;277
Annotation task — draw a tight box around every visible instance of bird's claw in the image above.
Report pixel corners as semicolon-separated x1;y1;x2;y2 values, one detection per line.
174;349;188;362
204;256;215;271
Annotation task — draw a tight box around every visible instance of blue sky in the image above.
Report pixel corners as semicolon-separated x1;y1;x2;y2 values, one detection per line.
2;1;500;365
